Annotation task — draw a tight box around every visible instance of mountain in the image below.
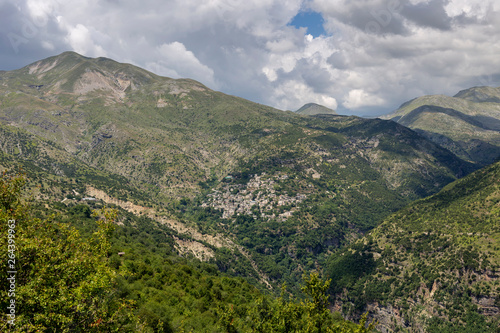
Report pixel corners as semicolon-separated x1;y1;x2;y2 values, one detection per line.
382;86;500;166
296;102;337;116
0;52;476;294
2;170;381;332
0;52;472;201
0;51;294;199
327;160;500;332
454;86;500;103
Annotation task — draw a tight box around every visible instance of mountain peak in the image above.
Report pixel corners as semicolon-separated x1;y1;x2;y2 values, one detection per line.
453;86;500;103
295;103;337;115
23;51;159;91
2;51;213;105
26;51;92;74
380;86;500;166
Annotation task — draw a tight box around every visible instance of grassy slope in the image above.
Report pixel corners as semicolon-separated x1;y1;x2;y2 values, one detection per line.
327;161;500;332
0;52;473;201
167;113;478;295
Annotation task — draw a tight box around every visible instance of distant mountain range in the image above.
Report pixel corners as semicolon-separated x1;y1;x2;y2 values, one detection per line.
0;51;471;203
0;51;476;285
382;86;500;166
295;102;337;115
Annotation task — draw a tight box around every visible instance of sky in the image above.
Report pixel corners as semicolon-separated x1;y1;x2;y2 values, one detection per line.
1;0;500;116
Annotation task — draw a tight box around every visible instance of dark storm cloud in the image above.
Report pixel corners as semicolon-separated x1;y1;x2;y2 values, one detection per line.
0;0;68;70
317;0;409;35
400;0;452;30
0;1;43;68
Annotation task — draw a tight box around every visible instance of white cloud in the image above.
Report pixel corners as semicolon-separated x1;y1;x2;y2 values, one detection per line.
41;40;54;51
57;17;107;57
145;42;216;87
262;66;278;82
272;80;338;111
2;0;500;116
444;0;498;19
26;0;59;24
344;89;385;109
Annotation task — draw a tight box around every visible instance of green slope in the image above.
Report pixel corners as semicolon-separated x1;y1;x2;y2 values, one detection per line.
382;87;500;166
327;161;500;332
187;114;478;290
2;51;496;332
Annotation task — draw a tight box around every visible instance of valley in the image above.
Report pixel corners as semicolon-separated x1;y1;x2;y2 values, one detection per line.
0;52;499;332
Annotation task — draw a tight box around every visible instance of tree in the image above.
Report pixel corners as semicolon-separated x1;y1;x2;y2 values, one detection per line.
0;173;136;332
241;272;376;333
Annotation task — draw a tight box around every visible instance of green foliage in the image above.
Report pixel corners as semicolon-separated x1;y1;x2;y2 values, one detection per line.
0;174;135;332
219;273;376;333
427;311;500;333
0;174;380;332
328;161;500;331
2;52;495;332
327;247;376;294
0;171;26;211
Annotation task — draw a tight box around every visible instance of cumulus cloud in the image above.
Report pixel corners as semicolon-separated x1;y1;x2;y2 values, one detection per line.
1;0;500;116
344;89;385;109
310;0;500;113
272;79;338;111
145;42;216;87
57;20;108;57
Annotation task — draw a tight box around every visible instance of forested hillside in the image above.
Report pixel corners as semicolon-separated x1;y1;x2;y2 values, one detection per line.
0;172;377;332
0;52;477;294
327;160;500;332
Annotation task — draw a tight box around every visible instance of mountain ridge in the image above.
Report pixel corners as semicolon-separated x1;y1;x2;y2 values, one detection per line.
0;51;474;201
454;86;500;103
382;86;500;166
1;51;497;332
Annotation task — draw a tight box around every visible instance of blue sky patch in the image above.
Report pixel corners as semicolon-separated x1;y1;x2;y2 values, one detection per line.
288;11;326;38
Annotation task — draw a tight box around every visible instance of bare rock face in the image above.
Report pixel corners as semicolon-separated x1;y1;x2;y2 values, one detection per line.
473;296;499;316
28;58;60;75
73;70;128;102
366;303;409;333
